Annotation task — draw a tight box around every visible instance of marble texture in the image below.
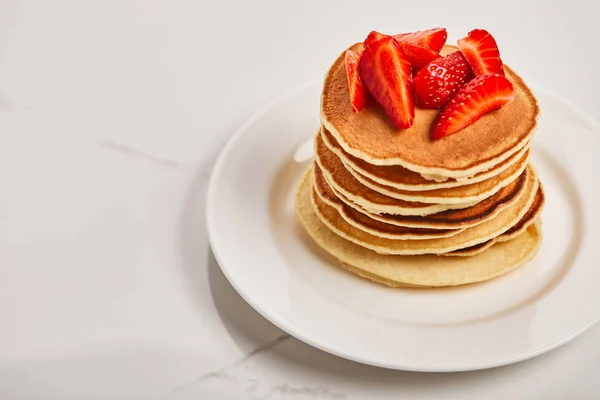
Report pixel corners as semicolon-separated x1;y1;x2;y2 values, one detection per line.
1;0;599;398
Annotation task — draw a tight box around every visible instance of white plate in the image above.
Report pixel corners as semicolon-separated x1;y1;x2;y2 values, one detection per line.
206;82;600;372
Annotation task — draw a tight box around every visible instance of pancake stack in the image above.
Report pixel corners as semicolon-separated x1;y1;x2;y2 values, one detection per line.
296;43;544;288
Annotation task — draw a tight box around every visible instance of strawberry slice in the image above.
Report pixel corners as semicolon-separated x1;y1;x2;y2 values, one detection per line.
364;31;387;47
344;49;367;112
396;41;439;70
364;30;440;69
414;51;474;109
431;73;514;140
457;29;505;76
359;36;414;129
394;28;447;52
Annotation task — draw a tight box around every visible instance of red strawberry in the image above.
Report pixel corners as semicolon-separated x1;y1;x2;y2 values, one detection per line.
364;31;387;47
457;29;505;76
394;28;448;52
344;49;367;112
364;30;442;70
359;36;414;129
414;51;474;109
431;73;514;140
396;41;439;70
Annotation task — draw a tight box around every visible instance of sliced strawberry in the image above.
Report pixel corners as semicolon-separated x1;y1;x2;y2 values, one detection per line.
364;31;387;47
396;41;439;70
414;51;474;109
359;36;414;129
344;50;367;112
364;30;441;70
394;28;447;52
457;29;505;76
431;73;514;140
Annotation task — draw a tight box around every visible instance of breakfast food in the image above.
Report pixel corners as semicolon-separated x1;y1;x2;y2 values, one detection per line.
295;28;543;288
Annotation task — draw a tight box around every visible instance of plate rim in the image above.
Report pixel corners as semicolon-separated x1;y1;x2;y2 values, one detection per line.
206;82;600;372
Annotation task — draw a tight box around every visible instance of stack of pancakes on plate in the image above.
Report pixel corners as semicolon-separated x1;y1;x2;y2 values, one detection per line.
296;44;544;288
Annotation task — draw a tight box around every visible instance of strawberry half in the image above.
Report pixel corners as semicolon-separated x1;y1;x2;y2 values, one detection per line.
359;36;414;129
414;51;474;109
344;49;367;112
364;31;387;47
431;73;514;140
457;29;505;76
364;30;441;70
394;28;448;52
396;42;439;70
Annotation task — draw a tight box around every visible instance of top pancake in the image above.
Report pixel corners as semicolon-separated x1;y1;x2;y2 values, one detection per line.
320;44;540;179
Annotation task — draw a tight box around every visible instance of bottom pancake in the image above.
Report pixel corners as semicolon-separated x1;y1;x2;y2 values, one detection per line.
295;168;543;288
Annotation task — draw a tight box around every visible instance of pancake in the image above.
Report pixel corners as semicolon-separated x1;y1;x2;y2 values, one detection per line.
314;131;478;215
320;44;540;179
443;182;545;256
312;164;465;240
321;127;530;191
309;165;539;255
341;141;530;204
296;169;542;287
320;165;529;229
336;225;541;288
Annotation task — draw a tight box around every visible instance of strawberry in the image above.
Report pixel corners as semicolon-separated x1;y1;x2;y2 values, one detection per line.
394;28;448;52
359;36;414;129
344;49;367;112
414;51;474;109
431;73;514;140
364;31;387;47
396;41;439;70
364;30;441;70
457;29;505;76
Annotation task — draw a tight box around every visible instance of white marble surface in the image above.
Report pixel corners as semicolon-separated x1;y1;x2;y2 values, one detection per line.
1;1;599;398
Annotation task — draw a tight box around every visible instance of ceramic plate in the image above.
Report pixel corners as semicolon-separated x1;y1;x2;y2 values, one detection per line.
206;82;600;372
